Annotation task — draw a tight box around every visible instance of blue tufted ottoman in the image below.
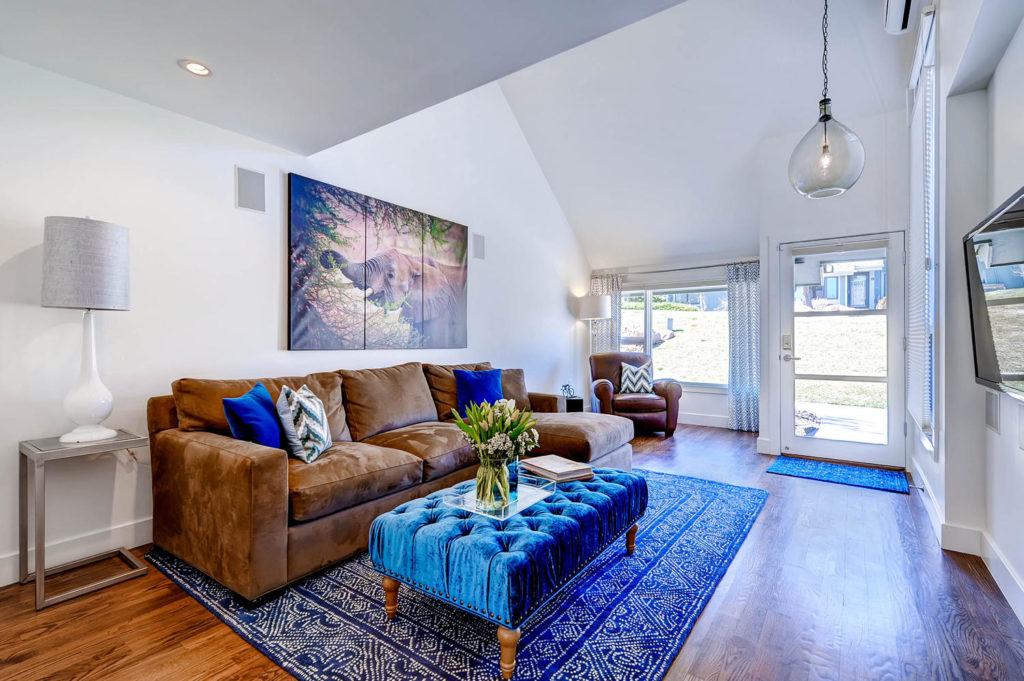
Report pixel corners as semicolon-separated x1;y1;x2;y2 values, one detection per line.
369;468;648;679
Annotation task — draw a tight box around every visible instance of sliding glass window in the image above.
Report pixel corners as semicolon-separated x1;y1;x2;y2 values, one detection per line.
618;286;729;387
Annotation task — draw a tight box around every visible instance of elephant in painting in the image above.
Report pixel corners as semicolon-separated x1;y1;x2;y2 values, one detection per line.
320;247;467;348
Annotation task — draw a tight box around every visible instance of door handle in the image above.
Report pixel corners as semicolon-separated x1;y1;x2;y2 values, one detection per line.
783;354;802;361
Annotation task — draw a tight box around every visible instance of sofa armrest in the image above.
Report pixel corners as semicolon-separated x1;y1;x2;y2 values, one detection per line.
653;379;682;432
528;392;566;413
591;379;614;414
151;429;289;601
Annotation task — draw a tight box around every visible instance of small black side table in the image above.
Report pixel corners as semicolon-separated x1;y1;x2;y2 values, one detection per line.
566;397;585;413
19;430;149;610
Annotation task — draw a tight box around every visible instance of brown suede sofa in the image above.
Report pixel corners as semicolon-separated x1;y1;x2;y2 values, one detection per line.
147;361;633;601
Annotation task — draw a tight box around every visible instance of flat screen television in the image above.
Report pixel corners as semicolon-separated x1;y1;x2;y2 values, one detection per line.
964;186;1024;398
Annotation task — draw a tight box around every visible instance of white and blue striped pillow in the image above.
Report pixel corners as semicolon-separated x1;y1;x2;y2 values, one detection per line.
276;385;333;463
620;362;653;394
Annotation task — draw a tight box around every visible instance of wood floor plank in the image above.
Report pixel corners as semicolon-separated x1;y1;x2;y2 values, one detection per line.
1;425;1022;680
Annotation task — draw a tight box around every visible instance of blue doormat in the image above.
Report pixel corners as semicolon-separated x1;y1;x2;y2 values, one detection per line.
766;455;909;493
146;469;768;681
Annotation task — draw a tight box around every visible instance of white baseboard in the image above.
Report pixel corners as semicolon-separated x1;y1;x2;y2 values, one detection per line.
756;436;774;455
677;412;729;429
940;522;983;555
0;517;152;588
981;531;1024;627
910;456;943;543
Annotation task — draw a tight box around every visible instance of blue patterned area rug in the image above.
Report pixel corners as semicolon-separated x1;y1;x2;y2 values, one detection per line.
766;455;910;494
146;470;768;681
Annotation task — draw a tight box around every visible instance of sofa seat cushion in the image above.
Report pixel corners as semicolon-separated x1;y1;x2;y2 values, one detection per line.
613;392;667;413
364;421;476;481
288;443;422;523
531;412;634;463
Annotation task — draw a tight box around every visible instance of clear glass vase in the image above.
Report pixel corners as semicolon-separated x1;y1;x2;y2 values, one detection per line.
475;456;511;512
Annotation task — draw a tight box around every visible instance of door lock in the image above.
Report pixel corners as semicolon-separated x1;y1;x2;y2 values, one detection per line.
783;354;801;361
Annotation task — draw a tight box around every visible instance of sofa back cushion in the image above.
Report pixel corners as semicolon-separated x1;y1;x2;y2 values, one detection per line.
423;362;492;420
171;372;351;442
339;362;437;440
500;368;532;411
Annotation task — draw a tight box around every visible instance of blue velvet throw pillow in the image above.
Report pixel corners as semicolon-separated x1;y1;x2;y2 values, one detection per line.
223;382;284;448
454;369;504;416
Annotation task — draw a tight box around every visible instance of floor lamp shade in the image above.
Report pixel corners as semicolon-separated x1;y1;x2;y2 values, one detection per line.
42;216;130;311
41;216;130;444
577;294;611;320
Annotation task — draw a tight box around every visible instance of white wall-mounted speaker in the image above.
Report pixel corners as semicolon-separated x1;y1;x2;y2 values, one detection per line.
985;390;1000;433
473;232;485;260
235;166;266;213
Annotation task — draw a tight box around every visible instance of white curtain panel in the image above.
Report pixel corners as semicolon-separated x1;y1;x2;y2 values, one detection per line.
589;274;622;354
727;262;760;431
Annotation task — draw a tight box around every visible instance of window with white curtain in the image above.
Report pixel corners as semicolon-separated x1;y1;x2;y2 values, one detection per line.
907;8;937;443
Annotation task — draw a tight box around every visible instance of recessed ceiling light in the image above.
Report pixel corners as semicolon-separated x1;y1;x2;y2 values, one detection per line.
178;59;211;77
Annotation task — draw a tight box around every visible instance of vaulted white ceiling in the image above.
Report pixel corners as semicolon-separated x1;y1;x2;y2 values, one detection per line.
0;0;684;154
499;0;916;269
0;0;915;271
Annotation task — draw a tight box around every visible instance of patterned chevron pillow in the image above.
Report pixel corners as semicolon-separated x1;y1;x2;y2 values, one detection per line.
620;362;653;394
276;385;333;463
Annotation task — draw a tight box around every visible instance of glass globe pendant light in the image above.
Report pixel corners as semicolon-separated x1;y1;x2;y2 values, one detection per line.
788;0;865;198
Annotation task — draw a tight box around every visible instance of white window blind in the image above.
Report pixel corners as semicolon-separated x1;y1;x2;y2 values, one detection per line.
907;7;937;438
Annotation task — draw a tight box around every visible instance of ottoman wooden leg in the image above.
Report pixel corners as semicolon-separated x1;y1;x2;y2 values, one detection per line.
626;524;638;555
382;577;399;620
497;626;520;679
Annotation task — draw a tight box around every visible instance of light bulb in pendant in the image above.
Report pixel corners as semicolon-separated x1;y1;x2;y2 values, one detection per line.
819;144;832;169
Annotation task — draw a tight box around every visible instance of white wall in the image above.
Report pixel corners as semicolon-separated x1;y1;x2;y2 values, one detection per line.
982;13;1024;620
0;56;591;586
756;110;910;455
936;90;989;550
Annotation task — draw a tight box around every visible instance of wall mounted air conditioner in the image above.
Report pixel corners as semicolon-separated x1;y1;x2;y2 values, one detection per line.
884;0;914;34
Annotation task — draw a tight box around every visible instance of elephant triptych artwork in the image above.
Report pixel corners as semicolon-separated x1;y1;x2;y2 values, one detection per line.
287;173;468;350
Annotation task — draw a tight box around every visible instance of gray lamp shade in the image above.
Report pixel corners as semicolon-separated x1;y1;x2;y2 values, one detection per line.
577;294;611;320
41;216;130;310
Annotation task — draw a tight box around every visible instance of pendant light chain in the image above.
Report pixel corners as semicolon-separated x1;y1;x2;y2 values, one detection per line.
788;0;864;197
821;0;829;100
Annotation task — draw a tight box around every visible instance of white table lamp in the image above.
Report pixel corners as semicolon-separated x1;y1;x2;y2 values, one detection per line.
41;216;130;443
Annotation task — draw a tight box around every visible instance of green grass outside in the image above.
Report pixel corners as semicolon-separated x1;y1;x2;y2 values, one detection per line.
625;309;890;408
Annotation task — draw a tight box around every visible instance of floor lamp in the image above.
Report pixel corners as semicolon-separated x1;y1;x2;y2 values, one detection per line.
42;216;130;443
577;293;612;358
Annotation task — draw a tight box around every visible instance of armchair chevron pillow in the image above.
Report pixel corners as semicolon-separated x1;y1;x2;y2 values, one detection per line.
620;361;653;393
276;385;333;463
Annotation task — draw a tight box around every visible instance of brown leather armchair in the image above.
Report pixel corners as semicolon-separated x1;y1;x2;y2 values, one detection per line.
590;352;682;436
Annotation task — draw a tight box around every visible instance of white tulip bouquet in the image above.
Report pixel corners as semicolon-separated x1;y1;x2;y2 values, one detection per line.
452;399;539;510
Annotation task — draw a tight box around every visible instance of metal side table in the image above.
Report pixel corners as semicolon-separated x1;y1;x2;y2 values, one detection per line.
19;430;149;610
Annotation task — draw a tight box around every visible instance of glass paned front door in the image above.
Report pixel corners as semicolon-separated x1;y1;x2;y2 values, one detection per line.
780;235;905;467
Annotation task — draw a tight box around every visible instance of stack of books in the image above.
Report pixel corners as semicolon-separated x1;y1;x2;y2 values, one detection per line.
521;455;593;482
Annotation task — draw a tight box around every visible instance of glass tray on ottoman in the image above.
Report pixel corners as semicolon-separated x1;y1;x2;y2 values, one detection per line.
442;473;557;520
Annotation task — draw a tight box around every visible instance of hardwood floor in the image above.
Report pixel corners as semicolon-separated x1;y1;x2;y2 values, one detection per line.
634;427;1024;681
2;425;1022;680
